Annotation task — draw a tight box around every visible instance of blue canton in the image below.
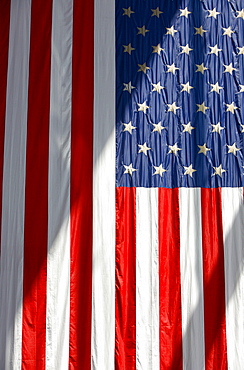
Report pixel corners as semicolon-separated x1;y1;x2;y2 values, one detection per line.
116;0;244;188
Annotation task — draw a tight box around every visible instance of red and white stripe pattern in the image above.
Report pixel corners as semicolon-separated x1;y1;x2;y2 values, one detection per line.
115;187;244;370
0;0;244;369
0;0;94;368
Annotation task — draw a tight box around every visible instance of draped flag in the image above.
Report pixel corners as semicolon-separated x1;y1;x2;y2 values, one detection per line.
0;0;244;369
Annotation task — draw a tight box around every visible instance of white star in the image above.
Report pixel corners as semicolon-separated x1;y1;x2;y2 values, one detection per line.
209;44;222;56
123;121;136;134
167;102;180;114
151;7;163;17
198;143;211;155
239;84;244;92
123;81;135;94
212;164;226;177
138;101;149;113
152;82;164;93
181;82;194;93
153;164;166;177
180;7;191;18
209;82;223;94
152;122;165;134
123;43;135;55
195;26;207;36
166;63;179;74
227;143;240;156
123;164;137;176
152;44;163;55
208;8;220;19
237;9;244;19
222;27;234;37
224;63;236;75
226;102;238;114
182;122;194;134
138;63;150;74
195;63;208;74
212;122;224;134
138;142;151;155
123;7;134;17
180;44;193;55
168;143;182;155
238;46;244;55
197;102;209;114
137;26;149;36
184;164;197;177
166;26;178;37
240;123;244;132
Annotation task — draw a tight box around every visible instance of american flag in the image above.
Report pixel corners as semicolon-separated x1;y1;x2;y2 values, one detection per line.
0;0;244;369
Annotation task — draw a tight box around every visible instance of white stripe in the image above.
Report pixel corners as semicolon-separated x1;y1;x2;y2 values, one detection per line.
92;0;115;368
179;188;205;370
136;188;160;370
46;0;73;368
222;188;244;369
0;1;31;369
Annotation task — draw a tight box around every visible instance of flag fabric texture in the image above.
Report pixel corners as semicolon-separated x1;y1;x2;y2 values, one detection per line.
0;0;244;369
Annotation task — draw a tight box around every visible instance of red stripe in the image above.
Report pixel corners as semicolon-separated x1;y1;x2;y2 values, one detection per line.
0;0;10;251
201;188;228;370
69;0;94;367
158;188;183;370
22;1;52;368
115;187;136;369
